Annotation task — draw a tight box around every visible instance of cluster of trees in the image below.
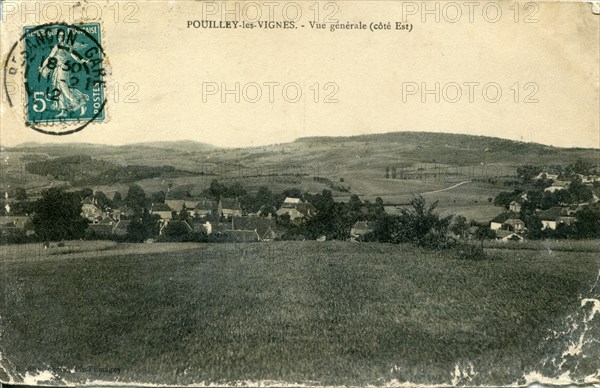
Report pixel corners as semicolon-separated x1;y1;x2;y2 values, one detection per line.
31;188;89;241
24;155;179;186
521;205;600;240
493;164;600;239
516;158;598;184
494;181;593;211
22;185;163;243
368;196;453;248
279;191;385;241
8;172;599;247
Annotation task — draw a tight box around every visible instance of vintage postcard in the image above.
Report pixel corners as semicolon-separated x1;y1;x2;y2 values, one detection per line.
0;0;599;386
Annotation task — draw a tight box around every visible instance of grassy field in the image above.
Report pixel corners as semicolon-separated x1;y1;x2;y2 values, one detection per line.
5;131;598;202
1;241;598;386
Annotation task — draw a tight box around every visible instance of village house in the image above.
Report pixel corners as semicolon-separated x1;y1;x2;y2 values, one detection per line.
538;207;577;230
112;206;135;221
495;230;525;243
276;197;317;221
535;172;559;181
0;215;30;230
87;215;132;237
150;203;173;220
194;199;216;218
112;219;131;237
508;201;521;213
0;215;33;237
490;212;525;233
575;174;600;184
231;215;279;241
165;198;204;216
88;216;118;236
350;221;374;241
544;181;570;193
218;198;242;219
81;197;103;222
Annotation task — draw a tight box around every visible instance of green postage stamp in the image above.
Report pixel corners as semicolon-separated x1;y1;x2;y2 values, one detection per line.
20;23;106;133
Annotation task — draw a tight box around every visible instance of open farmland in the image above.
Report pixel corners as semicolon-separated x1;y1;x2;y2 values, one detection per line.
6;131;598;199
0;241;598;386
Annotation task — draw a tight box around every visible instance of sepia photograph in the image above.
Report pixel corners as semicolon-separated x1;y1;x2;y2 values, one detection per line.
0;1;599;387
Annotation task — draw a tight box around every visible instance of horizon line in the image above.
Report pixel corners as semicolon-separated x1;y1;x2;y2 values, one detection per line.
2;130;600;151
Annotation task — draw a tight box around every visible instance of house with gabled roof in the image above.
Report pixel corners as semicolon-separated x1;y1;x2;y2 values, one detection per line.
490;212;525;233
194;199;216;218
231;216;279;241
112;206;135;220
575;174;600;184
0;215;31;230
535;172;559;181
165;198;204;215
150;203;173;220
88;216;117;236
495;230;524;243
276;198;316;221
509;201;521;213
538;207;576;230
81;196;103;222
218;198;242;219
112;219;131;237
283;197;302;206
545;181;570;193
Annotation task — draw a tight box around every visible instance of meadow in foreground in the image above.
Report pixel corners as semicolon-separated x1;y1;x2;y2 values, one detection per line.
0;241;598;385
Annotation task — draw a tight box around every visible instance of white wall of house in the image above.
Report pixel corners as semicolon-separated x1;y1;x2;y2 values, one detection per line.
153;211;173;220
541;220;557;230
490;222;502;230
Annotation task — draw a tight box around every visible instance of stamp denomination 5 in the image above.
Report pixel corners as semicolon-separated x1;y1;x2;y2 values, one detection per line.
3;22;108;135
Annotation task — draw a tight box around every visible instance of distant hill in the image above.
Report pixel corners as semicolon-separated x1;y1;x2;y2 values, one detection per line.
125;140;218;152
14;140;217;153
292;131;598;165
6;131;598;177
295;131;568;154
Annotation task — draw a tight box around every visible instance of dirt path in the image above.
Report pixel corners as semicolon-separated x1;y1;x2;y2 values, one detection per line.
420;180;472;195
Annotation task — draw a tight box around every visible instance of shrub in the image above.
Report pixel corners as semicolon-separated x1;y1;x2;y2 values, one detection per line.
373;196;455;249
449;243;487;261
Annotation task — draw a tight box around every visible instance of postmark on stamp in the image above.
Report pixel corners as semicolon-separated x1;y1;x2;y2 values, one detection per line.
3;22;107;135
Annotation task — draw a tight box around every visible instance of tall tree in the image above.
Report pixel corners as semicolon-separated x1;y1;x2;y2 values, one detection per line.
374;196;453;248
15;187;27;201
127;208;159;242
150;191;166;205
125;185;147;212
94;191;113;210
575;206;600;238
32;188;88;241
112;191;123;207
568;180;593;203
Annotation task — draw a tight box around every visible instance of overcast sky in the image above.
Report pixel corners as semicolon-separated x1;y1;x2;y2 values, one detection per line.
1;1;598;148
